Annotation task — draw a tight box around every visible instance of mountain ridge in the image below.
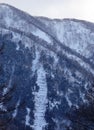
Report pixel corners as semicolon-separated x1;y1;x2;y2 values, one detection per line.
0;3;94;80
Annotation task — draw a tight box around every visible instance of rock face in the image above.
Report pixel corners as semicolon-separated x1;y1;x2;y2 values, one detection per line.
0;3;94;130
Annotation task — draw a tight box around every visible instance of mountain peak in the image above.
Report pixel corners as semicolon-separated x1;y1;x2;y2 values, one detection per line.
0;3;12;9
0;3;16;8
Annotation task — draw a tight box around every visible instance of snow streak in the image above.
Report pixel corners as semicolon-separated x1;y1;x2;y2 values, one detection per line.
33;65;48;130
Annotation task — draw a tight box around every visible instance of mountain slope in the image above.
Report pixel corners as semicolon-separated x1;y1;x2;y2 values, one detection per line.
0;3;94;130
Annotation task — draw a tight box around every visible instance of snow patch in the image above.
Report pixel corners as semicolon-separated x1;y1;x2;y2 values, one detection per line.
32;29;51;44
32;50;40;73
48;100;61;110
13;99;20;118
65;93;72;108
33;65;48;130
79;90;87;103
3;65;15;95
25;107;32;127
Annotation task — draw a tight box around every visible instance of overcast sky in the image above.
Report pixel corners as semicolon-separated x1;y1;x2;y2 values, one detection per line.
0;0;94;22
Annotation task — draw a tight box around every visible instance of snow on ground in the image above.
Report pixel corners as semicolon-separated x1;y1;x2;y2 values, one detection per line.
25;107;32;127
45;19;94;58
13;99;20;118
32;29;51;44
33;65;48;130
3;65;15;95
65;93;72;108
32;50;40;74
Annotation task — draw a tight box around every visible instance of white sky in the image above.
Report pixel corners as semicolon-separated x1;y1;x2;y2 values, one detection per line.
0;0;94;22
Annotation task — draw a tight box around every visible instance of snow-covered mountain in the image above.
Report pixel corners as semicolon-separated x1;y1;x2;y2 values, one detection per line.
0;3;94;130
